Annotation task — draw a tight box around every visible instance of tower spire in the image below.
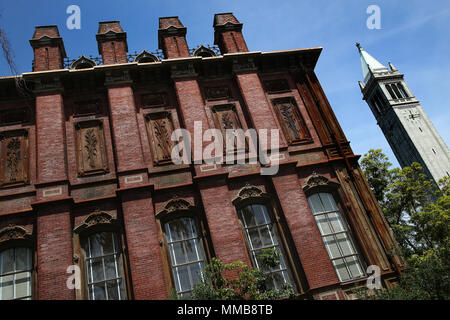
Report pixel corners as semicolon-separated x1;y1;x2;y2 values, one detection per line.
356;42;388;83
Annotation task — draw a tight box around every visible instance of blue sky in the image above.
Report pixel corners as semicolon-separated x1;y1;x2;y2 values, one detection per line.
1;0;449;168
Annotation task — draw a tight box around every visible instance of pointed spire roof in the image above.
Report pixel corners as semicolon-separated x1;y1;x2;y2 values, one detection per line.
356;42;388;83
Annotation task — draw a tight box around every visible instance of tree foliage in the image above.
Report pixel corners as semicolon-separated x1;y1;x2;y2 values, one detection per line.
360;149;450;299
189;248;296;300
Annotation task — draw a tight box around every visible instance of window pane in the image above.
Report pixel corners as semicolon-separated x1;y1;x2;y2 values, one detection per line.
336;233;355;256
106;280;119;300
15;248;30;272
88;257;104;283
1;249;14;274
0;274;14;300
167;219;190;242
185;239;201;262
260;225;277;246
189;262;204;288
346;256;364;278
89;234;103;258
333;259;351;282
101;233;115;255
308;193;323;214
170;242;186;266
104;255;117;279
92;283;106;300
241;206;256;227
328;212;346;233
314;214;332;235
323;235;340;259
247;228;262;249
15;271;31;299
175;266;191;293
320;193;338;212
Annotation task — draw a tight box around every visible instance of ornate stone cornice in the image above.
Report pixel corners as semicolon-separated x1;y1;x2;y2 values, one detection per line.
302;172;340;194
232;184;270;206
156;198;195;219
0;224;32;244
74;210;118;233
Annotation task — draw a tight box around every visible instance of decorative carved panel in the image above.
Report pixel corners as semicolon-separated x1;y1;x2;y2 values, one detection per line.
272;97;311;144
74;120;109;176
264;79;290;93
145;112;175;165
142;93;166;108
74;100;100;117
0;108;29;126
0;129;29;187
205;86;230;100
211;104;246;152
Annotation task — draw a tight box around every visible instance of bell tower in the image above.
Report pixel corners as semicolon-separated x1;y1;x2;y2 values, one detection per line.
357;43;450;187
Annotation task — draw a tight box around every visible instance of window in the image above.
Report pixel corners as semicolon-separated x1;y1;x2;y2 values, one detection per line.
164;217;206;298
0;247;33;300
81;231;127;300
307;193;365;282
238;204;294;290
386;83;408;100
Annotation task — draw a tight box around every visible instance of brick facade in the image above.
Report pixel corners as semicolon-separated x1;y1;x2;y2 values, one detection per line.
0;13;405;300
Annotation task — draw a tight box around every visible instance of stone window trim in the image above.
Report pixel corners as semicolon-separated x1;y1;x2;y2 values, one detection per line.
0;224;35;300
72;210;131;300
0;129;30;188
73;119;109;177
232;185;304;294
155;198;213;298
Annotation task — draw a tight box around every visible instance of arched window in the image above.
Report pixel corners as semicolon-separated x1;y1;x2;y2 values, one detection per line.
0;247;33;300
238;203;295;290
73;211;129;300
81;231;126;300
233;186;297;291
163;216;206;298
0;224;33;300
157;199;209;298
307;192;365;282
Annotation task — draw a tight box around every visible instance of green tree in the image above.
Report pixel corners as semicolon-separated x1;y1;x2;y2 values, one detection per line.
190;248;295;300
360;149;450;300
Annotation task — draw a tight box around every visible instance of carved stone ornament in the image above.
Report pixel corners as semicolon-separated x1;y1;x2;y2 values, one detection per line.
134;50;159;63
232;184;270;206
74;210;117;233
156;198;195;219
302;172;340;194
70;55;97;69
0;224;32;244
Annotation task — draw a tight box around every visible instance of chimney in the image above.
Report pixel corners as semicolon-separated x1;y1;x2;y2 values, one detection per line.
29;26;66;72
96;21;128;65
213;13;248;54
158;17;190;59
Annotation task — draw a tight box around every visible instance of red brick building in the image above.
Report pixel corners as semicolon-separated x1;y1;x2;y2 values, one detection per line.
0;13;404;300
